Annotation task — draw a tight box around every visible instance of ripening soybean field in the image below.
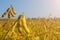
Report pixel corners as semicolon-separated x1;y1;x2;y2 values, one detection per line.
0;18;60;40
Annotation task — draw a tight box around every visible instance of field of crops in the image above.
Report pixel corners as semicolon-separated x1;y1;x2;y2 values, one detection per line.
0;18;60;40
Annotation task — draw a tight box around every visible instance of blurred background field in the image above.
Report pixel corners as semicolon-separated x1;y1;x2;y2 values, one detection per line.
0;18;60;40
0;0;60;40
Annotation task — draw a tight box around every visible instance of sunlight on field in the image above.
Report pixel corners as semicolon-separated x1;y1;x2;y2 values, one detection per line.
0;5;60;40
0;14;60;40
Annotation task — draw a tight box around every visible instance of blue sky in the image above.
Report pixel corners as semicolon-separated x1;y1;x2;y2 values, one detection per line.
0;0;60;18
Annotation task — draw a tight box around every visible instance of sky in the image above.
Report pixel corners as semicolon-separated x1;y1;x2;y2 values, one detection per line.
0;0;60;18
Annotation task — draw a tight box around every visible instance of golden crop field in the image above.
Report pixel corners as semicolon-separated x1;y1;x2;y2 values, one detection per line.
0;17;60;40
0;6;60;40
